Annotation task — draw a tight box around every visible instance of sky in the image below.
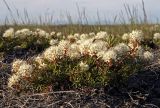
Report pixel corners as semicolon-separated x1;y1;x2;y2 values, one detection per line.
0;0;160;24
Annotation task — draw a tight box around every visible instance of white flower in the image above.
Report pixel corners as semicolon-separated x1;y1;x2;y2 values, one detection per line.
49;39;58;46
15;28;32;39
89;41;107;55
97;51;106;59
67;44;81;59
102;50;117;62
43;46;58;61
57;32;62;37
37;29;46;37
95;31;108;40
67;35;77;42
80;34;90;40
129;30;144;43
12;59;27;72
67;35;74;39
21;29;32;35
79;39;93;54
45;33;52;39
34;55;47;69
18;63;33;77
153;33;160;40
3;28;14;38
143;51;154;61
122;33;130;41
113;43;130;55
74;33;80;40
89;32;96;37
58;40;70;50
79;61;89;71
76;40;83;45
36;28;50;38
8;74;20;88
50;31;56;36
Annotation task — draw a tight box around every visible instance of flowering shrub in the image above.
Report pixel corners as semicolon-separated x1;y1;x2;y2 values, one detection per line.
6;29;156;92
153;33;160;45
0;28;58;53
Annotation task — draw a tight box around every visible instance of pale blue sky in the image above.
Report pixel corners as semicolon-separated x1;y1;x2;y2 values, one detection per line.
0;0;160;24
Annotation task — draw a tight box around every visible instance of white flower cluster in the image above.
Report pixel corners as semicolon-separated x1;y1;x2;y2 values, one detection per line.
8;29;155;88
122;33;130;41
129;30;144;43
2;28;57;40
95;31;108;40
102;50;117;63
49;39;59;46
34;55;47;69
36;30;153;65
35;28;51;39
122;30;144;43
153;33;160;41
3;28;14;38
15;29;32;39
122;30;152;60
143;51;154;61
113;43;130;56
8;59;34;88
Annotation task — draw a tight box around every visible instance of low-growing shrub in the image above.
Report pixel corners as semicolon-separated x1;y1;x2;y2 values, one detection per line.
7;29;155;92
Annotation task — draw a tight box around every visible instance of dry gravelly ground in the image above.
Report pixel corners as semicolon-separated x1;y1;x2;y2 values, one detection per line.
0;49;160;108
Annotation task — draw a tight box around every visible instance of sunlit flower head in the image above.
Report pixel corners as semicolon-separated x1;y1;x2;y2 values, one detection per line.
153;33;160;40
74;33;80;40
143;51;154;61
56;32;62;37
3;28;14;38
43;46;58;62
67;35;77;43
102;49;117;62
15;28;32;39
79;61;89;71
89;32;96;37
80;34;90;40
34;55;47;69
67;43;81;59
12;59;27;72
50;31;56;36
58;40;70;50
89;41;107;56
18;63;33;77
95;31;108;40
129;30;144;43
49;39;59;46
36;28;50;38
122;33;130;41
114;43;130;55
8;74;20;88
97;51;106;59
79;38;93;55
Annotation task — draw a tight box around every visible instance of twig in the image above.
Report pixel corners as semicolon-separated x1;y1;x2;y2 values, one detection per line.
47;100;62;107
143;104;159;108
64;101;75;108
